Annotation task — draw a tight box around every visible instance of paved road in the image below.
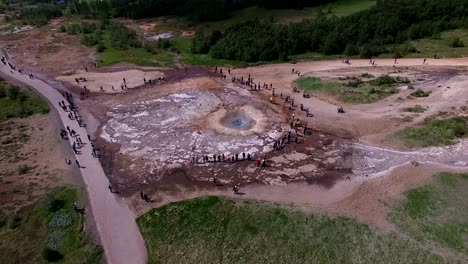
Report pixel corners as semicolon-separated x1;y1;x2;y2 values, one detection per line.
0;59;147;264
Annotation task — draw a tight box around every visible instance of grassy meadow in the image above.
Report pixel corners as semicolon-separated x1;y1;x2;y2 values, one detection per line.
295;75;408;104
395;116;468;147
391;172;468;255
137;172;468;264
0;187;102;264
170;37;247;67
0;78;49;122
97;32;173;67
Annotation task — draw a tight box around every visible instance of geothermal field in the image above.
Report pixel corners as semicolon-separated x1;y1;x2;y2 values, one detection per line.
57;60;467;211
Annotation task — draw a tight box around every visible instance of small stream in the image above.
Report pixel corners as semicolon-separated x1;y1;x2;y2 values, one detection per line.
352;139;468;178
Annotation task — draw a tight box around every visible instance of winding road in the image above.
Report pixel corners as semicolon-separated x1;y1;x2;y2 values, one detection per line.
0;56;147;264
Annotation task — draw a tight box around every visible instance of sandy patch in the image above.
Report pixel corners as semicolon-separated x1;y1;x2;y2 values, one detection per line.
56;69;165;93
181;31;195;37
139;21;159;31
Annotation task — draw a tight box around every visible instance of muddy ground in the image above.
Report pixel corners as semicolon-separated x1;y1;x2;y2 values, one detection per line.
79;68;358;195
77;63;467;201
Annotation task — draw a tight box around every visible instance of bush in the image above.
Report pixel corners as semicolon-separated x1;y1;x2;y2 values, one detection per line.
57;25;66;32
66;24;81;35
80;22;97;34
0;86;6;98
17;164;30;174
344;44;359;56
7;216;22;229
44;196;65;213
80;35;99;46
157;38;172;50
18;105;33;117
344;79;363;87
108;22;139;50
393;50;402;59
411;89;431;97
450;37;464;48
7;85;20;100
18;92;28;102
42;247;63;262
20;4;62;26
96;42;106;53
403;105;426;113
360;73;374;78
371;75;397;86
359;44;374;59
396;76;411;84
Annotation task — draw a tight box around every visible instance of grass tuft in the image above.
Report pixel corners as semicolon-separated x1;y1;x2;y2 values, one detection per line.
295;76;400;104
395;116;468;147
403;105;427;113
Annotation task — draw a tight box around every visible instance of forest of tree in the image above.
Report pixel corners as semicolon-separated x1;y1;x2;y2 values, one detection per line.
66;0;339;21
6;0;468;62
192;0;468;61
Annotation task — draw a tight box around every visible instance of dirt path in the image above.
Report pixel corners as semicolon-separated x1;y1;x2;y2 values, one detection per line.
0;56;146;264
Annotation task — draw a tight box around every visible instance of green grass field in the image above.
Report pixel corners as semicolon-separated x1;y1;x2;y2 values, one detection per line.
0;79;49;122
199;0;376;31
138;172;468;263
388;29;468;59
391;172;468;255
138;196;446;264
295;76;402;104
170;37;247;67
0;187;102;264
395;116;468;147
97;32;173;67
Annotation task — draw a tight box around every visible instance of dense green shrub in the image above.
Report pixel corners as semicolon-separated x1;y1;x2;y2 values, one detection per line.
8;85;20;100
18;105;33;117
108;23;139;50
67;0;338;21
189;0;468;62
57;25;66;32
44;196;65;214
371;75;397;86
96;42;106;52
42;247;63;262
450;37;465;48
0;86;6;98
7;216;22;229
80;35;99;46
411;89;431;97
20;4;62;26
66;23;81;35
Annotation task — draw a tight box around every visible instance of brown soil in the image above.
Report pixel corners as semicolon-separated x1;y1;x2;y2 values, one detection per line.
0;26;95;78
139;21;159;31
0;114;74;215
